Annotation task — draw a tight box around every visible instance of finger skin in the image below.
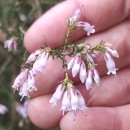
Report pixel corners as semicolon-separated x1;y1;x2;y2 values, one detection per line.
27;96;130;130
24;0;130;52
29;20;130;97
27;94;62;129
60;105;130;130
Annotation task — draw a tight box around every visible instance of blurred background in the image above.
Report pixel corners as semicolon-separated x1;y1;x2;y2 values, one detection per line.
0;0;62;130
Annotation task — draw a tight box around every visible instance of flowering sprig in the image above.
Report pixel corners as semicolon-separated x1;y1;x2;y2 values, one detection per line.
4;38;18;52
49;79;87;115
0;104;8;115
11;9;119;115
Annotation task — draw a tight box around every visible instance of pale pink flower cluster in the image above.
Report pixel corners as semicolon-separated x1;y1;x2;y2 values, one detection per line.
12;68;36;100
26;49;43;63
0;104;8;115
68;9;95;36
26;49;49;75
61;88;87;115
49;82;87;115
68;55;100;90
104;47;119;75
49;83;65;107
4;38;18;52
12;49;49;99
31;51;49;75
67;45;119;90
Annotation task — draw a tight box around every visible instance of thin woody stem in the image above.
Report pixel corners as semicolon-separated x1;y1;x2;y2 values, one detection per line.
62;57;69;79
64;29;71;45
62;27;72;79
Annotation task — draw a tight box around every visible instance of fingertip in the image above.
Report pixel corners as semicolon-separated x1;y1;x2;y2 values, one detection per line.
27;95;62;129
60;107;115;130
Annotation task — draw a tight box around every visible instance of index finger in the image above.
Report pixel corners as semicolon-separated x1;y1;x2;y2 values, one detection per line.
24;0;130;52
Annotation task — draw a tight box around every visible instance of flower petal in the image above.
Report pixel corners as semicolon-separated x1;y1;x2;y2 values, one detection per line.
79;61;87;83
72;57;81;77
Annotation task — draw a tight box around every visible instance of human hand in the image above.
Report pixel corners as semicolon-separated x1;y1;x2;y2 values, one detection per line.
24;0;130;129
